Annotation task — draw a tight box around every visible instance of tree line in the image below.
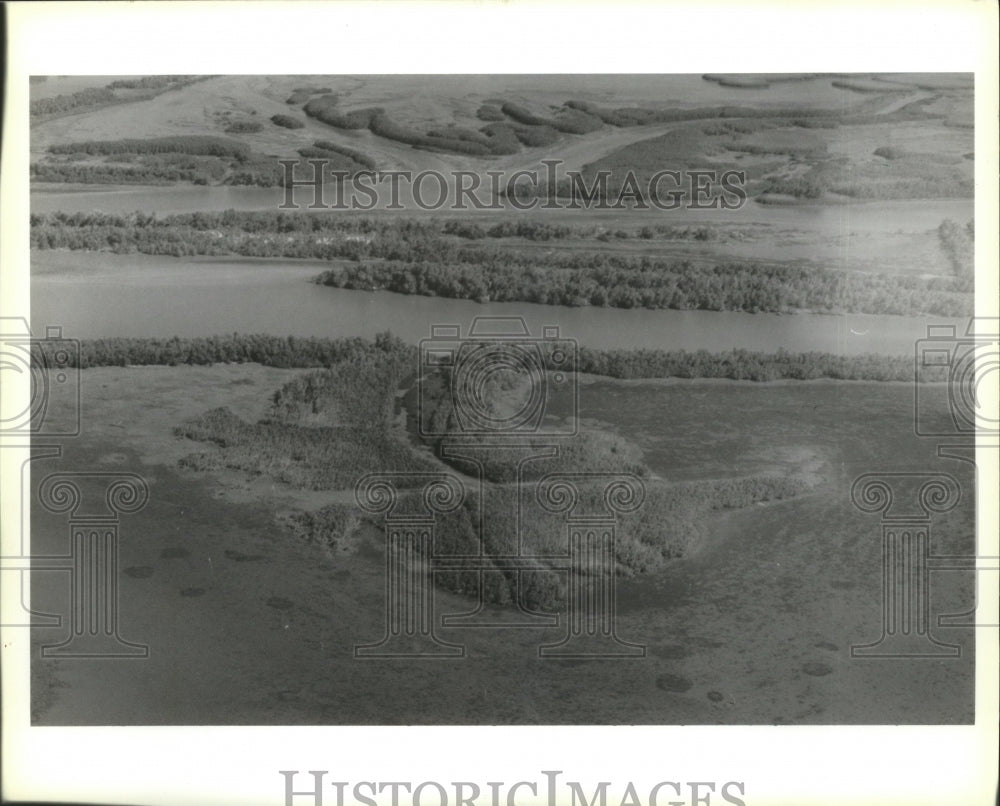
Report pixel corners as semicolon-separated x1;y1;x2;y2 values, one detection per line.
315;259;970;317
34;333;946;383
30;210;972;317
47;135;251;162
32;208;746;243
30;76;209;118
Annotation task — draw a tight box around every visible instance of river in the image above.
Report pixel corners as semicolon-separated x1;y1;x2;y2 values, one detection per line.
32;250;961;355
30;184;972;231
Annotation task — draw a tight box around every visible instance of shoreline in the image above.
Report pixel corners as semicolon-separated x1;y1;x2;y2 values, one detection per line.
31;246;971;321
64;363;936;387
29;181;975;211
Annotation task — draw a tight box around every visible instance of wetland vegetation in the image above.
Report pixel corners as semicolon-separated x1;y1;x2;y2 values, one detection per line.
165;341;820;609
41;333;942;382
26;73;978;726
31;209;974;316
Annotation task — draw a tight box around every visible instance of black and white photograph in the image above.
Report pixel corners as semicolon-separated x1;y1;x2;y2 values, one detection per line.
2;2;997;805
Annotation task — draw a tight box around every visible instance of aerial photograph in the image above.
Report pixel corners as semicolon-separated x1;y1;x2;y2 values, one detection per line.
22;71;978;726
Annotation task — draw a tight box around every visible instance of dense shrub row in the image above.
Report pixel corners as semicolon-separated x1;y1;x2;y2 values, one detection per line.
34;155;294;189
701;121;758;136
327;107;386;130
292;90;869;161
702;74;773;89
762;176;824;199
477;123;521;155
426;126;493;146
565;99;845;127
565;100;669;127
106;76;187;90
30;210;972;316
286;86;333;105
43;332;411;369
224;156;289;187
302;95;383;130
47;135;251;161
441;219;574;241
301;93;571;157
33;333;947;384
315;258;971;317
588;95;944;128
30;87;117;117
312;141;378;170
270;114;305;129
28;77;200;118
832;79;908;94
425;123;534;155
501;102;603;133
789;118;839;129
497;102;555;126
476;104;506;122
30;158;227;186
30;209;738;244
576;347;927;382
369;113;493;156
549;108;604;134
512;124;559;147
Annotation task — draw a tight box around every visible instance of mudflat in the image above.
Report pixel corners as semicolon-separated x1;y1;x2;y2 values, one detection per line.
29;365;974;724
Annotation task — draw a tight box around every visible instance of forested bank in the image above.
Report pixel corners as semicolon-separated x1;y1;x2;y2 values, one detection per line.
36;333;942;383
30;211;973;317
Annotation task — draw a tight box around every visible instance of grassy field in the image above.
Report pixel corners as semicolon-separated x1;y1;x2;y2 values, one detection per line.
29;365;975;724
30;74;973;194
28;76;975;304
